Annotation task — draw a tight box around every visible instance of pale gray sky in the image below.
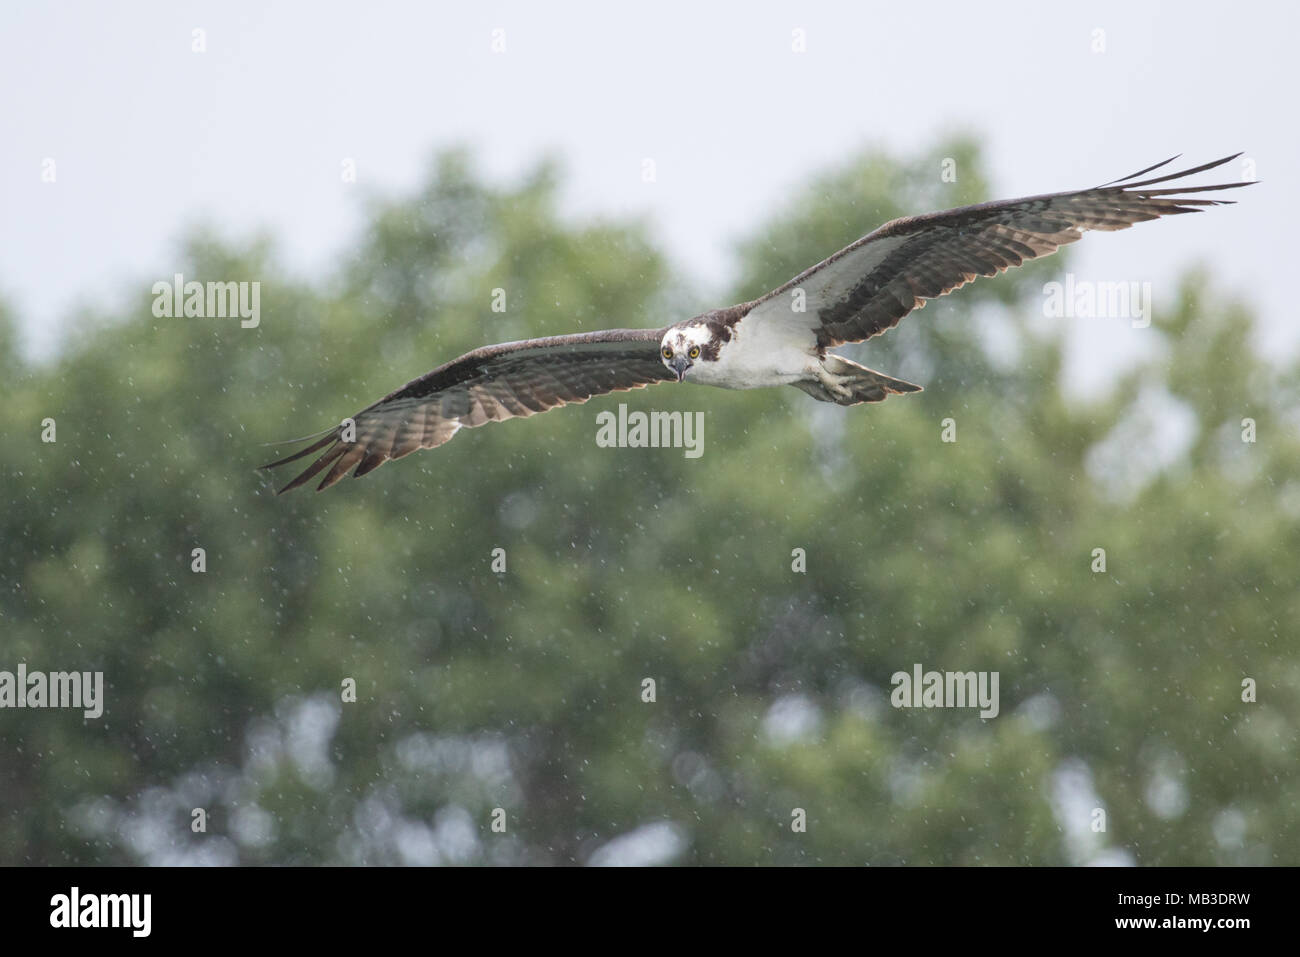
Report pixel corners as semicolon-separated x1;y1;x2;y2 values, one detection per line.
3;1;1294;395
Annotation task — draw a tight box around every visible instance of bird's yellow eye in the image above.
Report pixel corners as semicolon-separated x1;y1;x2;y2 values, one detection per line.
688;346;700;359
662;347;673;359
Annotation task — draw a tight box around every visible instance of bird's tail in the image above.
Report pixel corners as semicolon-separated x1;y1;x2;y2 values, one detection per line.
795;355;923;406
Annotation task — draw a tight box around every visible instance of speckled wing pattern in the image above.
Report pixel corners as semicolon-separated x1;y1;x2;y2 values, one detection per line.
744;154;1252;348
263;328;671;492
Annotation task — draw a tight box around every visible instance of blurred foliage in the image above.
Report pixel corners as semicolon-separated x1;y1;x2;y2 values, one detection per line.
2;141;1296;866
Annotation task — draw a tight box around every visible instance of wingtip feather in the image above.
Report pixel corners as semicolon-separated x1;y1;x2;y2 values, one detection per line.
260;432;337;471
1098;154;1182;187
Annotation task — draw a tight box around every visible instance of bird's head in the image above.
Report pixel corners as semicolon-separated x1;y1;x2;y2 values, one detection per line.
660;325;711;382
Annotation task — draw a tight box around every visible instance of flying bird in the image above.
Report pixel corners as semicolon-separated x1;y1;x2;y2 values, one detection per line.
264;154;1250;493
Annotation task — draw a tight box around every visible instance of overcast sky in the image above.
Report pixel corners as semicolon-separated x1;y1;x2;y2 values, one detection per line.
3;1;1294;395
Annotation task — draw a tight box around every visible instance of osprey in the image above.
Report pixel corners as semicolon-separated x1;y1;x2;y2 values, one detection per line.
264;154;1250;493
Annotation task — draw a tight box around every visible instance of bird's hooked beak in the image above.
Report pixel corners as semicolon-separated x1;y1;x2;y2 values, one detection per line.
670;354;691;382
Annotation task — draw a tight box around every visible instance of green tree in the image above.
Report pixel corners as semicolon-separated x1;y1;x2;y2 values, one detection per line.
2;141;1294;865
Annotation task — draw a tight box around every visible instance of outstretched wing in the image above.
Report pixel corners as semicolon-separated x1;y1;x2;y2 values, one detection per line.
742;154;1253;348
263;327;671;493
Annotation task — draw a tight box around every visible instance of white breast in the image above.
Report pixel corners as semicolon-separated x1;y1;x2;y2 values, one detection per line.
688;313;820;390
